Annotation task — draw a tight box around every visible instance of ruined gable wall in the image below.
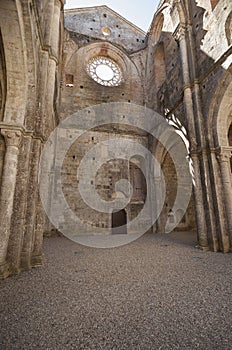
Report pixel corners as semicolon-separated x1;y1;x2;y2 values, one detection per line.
56;8;148;234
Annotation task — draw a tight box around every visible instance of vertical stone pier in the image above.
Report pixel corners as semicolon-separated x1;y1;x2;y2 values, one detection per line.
0;129;21;278
218;148;232;250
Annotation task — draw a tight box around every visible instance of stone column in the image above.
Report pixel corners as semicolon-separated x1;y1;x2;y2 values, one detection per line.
217;149;232;248
209;150;230;252
0;129;21;278
50;0;62;59
31;193;45;267
191;152;209;250
153;168;165;233
174;26;209;250
184;19;227;251
44;1;55;47
6;136;33;274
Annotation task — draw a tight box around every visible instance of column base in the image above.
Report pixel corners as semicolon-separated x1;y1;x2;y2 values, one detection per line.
197;244;210;252
20;254;32;271
0;261;10;279
221;236;230;253
31;254;43;268
8;264;21;276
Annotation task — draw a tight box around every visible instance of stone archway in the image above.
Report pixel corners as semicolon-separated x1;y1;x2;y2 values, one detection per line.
207;74;232;252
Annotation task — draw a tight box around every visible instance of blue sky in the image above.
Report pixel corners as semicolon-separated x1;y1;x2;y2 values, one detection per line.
64;0;160;32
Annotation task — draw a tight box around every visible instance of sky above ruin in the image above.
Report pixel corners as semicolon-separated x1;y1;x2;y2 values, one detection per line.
64;0;160;32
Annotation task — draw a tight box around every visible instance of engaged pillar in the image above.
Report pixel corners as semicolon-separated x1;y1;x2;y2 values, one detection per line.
0;129;21;278
217;148;232;250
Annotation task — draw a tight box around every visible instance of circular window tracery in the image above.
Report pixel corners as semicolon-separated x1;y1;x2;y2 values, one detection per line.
86;56;122;87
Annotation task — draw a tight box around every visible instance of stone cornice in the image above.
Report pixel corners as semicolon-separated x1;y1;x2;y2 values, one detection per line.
190;147;232;159
0;124;47;143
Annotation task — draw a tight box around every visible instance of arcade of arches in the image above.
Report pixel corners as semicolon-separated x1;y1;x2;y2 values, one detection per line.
0;0;231;278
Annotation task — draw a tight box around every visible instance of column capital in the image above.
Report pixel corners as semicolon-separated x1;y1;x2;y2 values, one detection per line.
216;147;232;162
54;0;62;9
173;25;186;42
1;129;22;148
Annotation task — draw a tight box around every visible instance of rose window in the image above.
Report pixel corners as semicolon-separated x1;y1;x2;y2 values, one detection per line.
86;57;122;87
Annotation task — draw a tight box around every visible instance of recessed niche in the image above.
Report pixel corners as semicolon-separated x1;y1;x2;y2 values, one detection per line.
65;74;74;87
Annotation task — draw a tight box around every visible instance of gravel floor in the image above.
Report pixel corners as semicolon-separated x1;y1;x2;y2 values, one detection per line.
0;231;232;350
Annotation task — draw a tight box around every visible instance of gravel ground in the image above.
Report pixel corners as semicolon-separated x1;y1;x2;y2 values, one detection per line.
0;231;232;350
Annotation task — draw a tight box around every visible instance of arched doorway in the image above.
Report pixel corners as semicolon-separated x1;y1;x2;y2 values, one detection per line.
112;210;127;235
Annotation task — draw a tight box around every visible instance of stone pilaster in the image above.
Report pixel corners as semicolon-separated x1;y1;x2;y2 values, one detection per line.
0;129;21;278
208;149;230;252
20;138;41;270
217;148;232;249
31;193;45;267
36;50;50;135
190;152;209;250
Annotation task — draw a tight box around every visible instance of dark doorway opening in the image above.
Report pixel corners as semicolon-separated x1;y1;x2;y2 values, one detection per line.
112;210;127;234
